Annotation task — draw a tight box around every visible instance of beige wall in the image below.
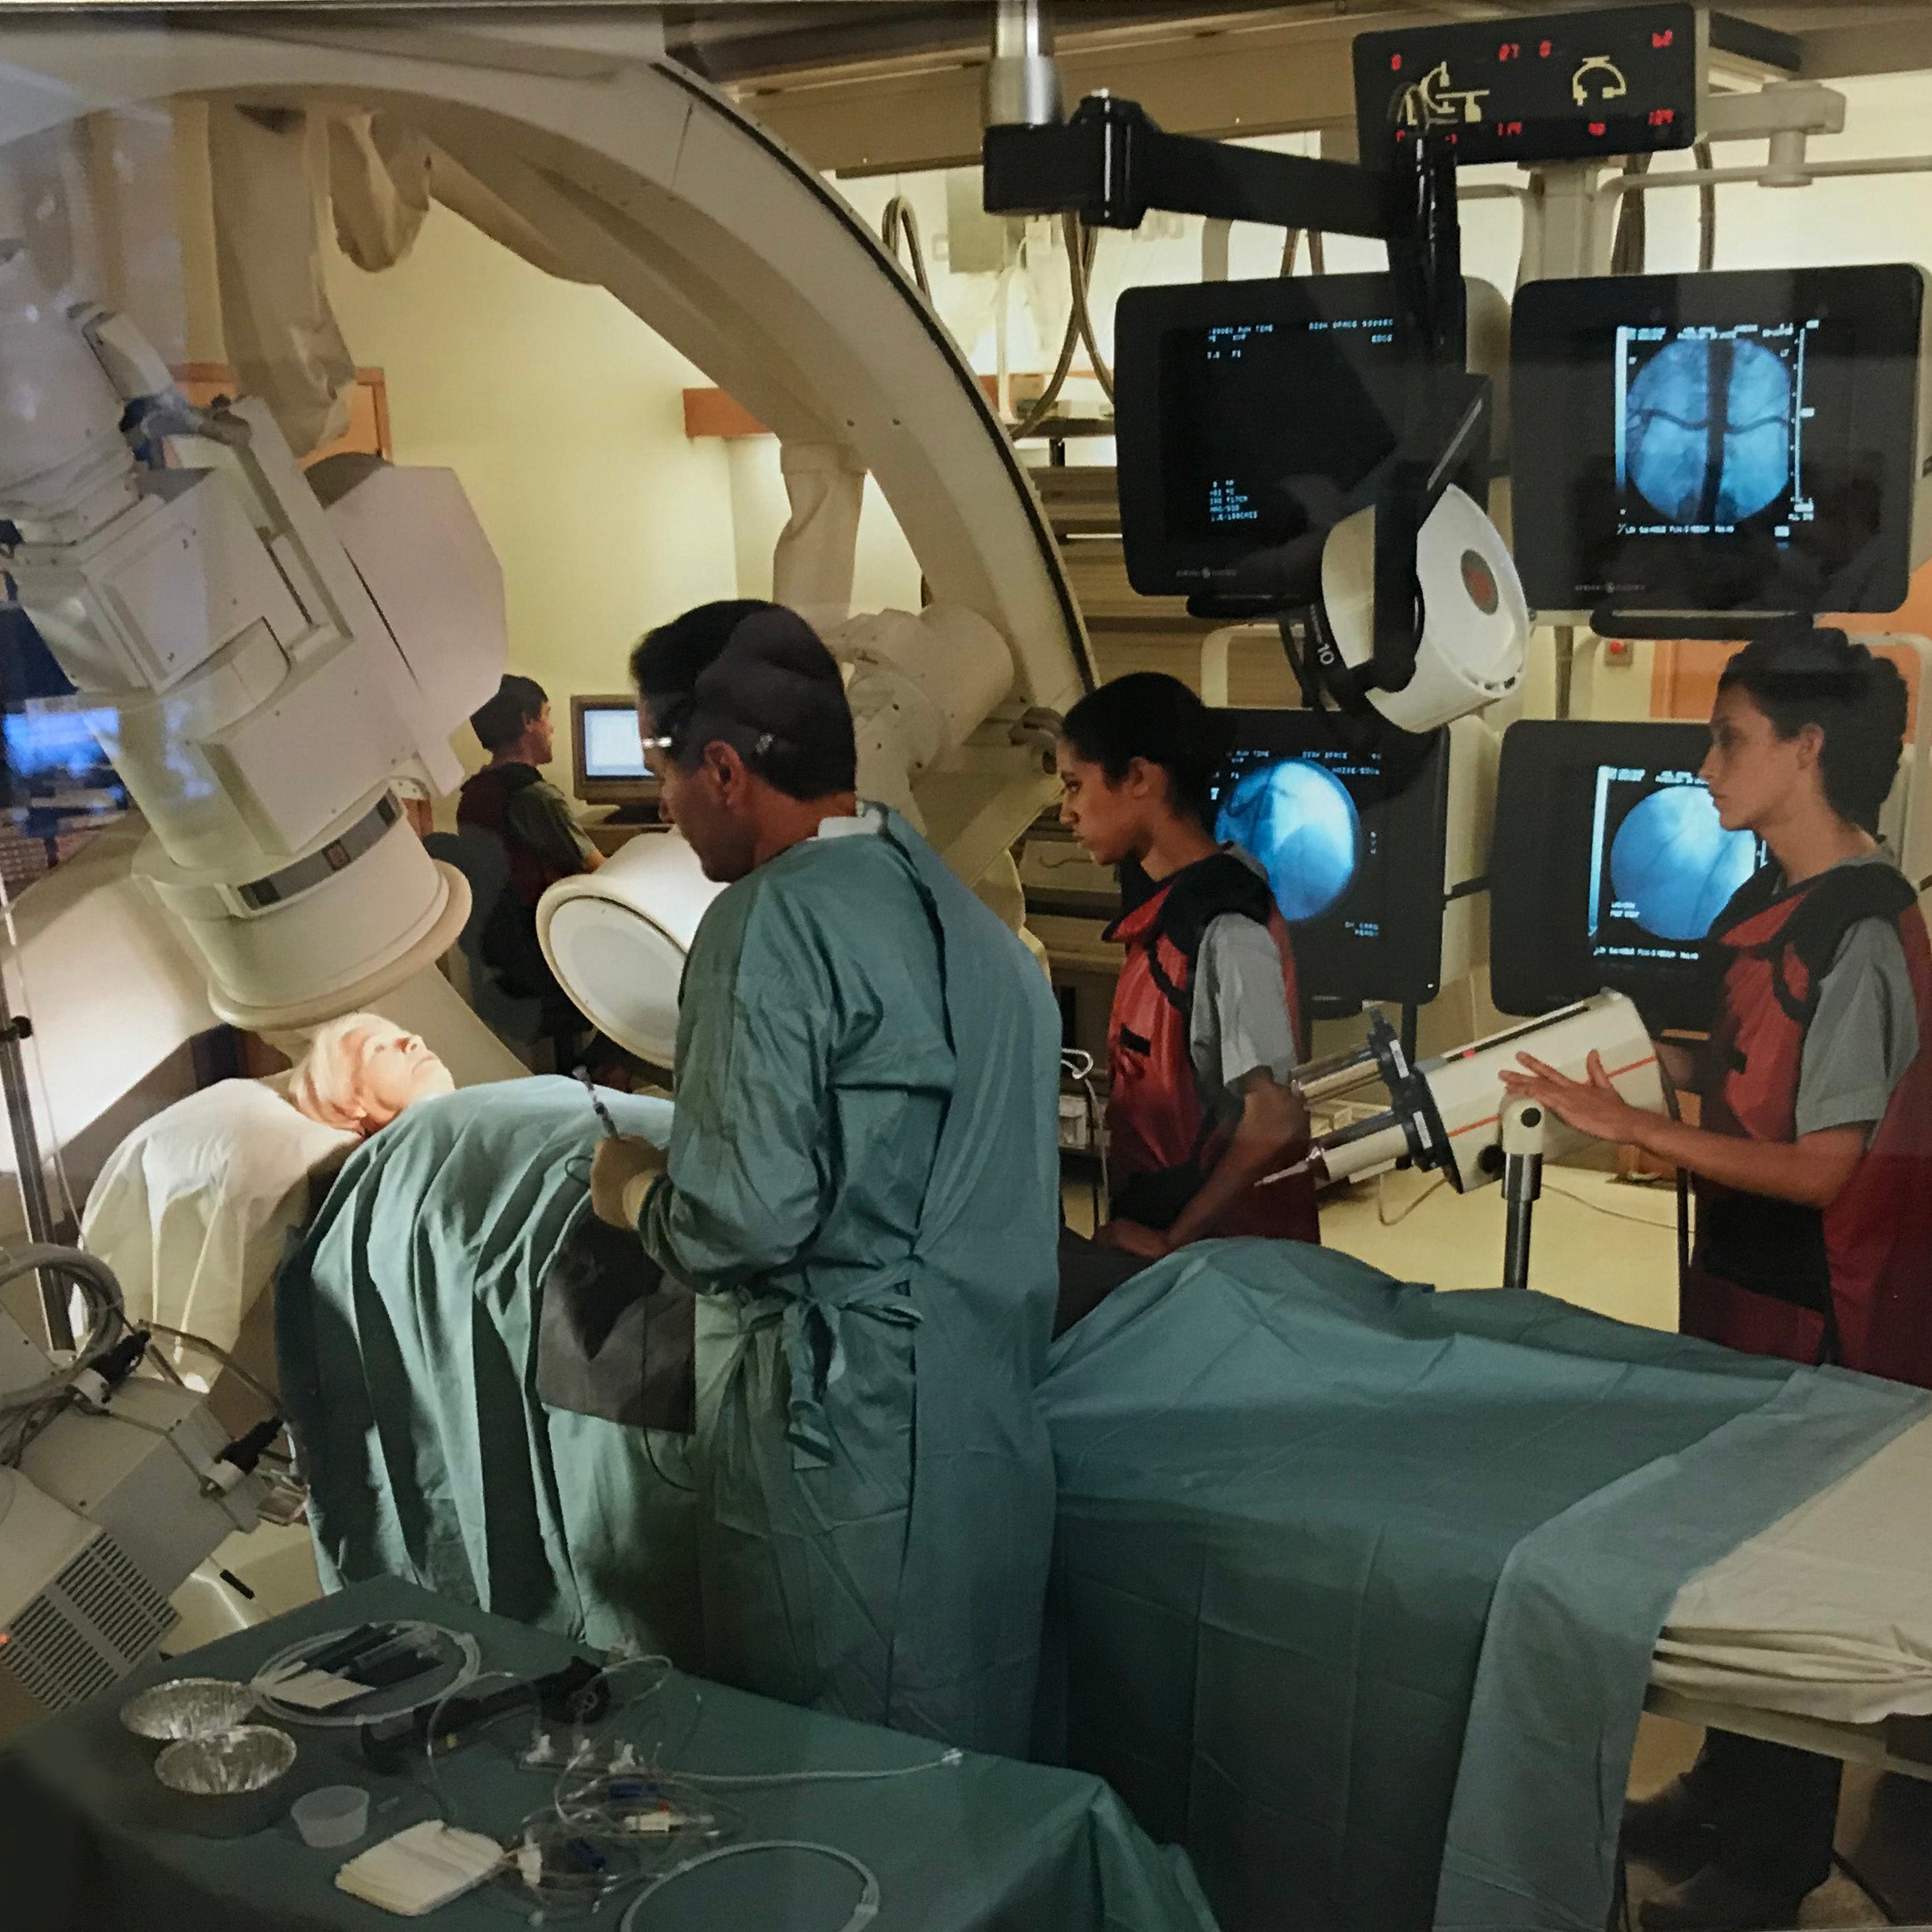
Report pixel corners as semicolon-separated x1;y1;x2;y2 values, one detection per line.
323;202;739;783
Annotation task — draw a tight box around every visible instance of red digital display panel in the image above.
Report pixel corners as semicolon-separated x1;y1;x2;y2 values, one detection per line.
1353;4;1700;167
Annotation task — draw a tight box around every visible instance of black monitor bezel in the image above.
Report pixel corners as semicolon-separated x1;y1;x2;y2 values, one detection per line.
1490;717;1757;1031
1210;709;1451;1011
1510;265;1926;617
1114;273;1486;601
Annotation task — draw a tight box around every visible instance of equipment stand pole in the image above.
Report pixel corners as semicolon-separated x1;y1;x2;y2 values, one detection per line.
0;968;69;1349
1500;1097;1547;1294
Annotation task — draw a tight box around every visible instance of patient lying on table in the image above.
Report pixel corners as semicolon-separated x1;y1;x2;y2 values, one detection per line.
80;1015;454;1412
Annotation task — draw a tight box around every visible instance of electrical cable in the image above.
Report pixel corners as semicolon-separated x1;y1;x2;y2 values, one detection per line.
878;195;931;298
1610;153;1651;274
143;1320;282;1416
618;1840;881;1932
1831;1846;1903;1926
1541;1180;1679;1231
1376;1172;1445;1227
0;1243;124;1361
1011;222;1089;439
1062;212;1114;405
76;1400;224;1490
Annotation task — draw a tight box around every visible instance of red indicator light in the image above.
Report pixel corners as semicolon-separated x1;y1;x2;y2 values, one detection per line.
1498;40;1520;60
1390;52;1403;70
1539;39;1553;57
1653;28;1675;48
1649;107;1675;127
1589;121;1607;137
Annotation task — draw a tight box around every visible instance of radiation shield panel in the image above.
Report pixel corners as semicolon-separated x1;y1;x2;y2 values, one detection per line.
1490;719;1767;1031
1208;709;1451;1011
1511;266;1932;619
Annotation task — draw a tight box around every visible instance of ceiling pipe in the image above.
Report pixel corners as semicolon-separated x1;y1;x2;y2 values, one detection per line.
984;0;1062;130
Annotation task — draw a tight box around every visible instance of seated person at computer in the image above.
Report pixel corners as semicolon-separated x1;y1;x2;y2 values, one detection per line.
1055;673;1317;1259
458;674;602;1008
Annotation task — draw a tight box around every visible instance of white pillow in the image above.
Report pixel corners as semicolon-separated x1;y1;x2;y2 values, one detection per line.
80;1078;359;1356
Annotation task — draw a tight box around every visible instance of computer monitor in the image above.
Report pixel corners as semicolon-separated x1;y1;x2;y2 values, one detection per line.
1208;710;1451;1011
571;694;658;810
1113;273;1507;601
1511;265;1932;618
2;705;128;822
1490;720;1768;1031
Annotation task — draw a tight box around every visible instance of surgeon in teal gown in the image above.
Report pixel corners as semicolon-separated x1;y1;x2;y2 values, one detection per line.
590;600;1062;1757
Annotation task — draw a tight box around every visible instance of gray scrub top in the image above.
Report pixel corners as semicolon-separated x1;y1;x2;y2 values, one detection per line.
1192;868;1299;1128
1794;853;1919;1138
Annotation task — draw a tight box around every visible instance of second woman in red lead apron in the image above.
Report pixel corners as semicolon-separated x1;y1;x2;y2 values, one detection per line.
1502;626;1932;1932
1056;673;1317;1260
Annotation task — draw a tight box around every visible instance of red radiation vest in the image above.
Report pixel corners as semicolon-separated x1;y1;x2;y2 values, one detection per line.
1683;860;1932;1388
1103;853;1320;1244
457;764;575;909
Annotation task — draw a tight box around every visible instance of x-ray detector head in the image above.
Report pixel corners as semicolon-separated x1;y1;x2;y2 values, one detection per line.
0;245;505;1031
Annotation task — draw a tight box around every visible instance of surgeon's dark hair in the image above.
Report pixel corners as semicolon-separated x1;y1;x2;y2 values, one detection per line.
1718;626;1909;833
629;599;857;802
469;674;548;753
1060;672;1231;832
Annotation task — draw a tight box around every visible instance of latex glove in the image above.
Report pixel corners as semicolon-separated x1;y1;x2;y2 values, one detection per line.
590;1135;667;1229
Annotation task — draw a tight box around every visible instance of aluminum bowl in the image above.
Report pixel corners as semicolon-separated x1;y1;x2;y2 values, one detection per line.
120;1677;257;1742
155;1723;297;1797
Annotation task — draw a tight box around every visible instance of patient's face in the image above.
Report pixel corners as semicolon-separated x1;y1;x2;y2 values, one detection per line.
350;1025;455;1129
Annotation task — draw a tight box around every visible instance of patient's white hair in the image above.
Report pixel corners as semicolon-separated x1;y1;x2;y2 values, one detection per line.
285;1013;395;1133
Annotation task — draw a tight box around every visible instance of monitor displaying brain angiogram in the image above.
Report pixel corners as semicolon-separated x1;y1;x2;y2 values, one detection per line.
1206;714;1451;1009
1623;334;1793;531
1510;265;1926;615
1601;778;1759;948
1589;764;1763;971
1215;760;1361;923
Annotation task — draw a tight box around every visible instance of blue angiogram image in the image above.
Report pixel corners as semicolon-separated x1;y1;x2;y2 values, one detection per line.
3;709;116;785
1625;336;1793;527
1216;760;1361;922
1608;784;1758;942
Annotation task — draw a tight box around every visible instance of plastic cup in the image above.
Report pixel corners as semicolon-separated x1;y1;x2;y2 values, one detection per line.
291;1783;370;1848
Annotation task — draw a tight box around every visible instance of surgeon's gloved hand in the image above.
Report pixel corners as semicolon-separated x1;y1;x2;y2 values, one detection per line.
590;1135;667;1230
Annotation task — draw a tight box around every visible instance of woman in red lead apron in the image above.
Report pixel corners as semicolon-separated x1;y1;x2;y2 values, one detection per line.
1503;629;1931;1932
1055;673;1317;1262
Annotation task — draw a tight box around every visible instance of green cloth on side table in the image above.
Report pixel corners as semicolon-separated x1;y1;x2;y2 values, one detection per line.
1035;1241;1928;1932
2;1576;1219;1932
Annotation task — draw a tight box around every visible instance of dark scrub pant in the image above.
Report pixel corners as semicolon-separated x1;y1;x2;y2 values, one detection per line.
1687;1729;1842;1898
